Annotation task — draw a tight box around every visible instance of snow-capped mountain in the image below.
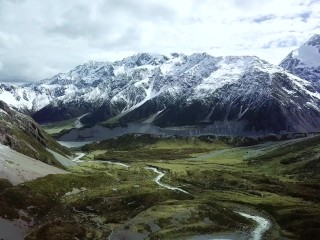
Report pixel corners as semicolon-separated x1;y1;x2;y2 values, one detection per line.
280;34;320;91
1;52;320;135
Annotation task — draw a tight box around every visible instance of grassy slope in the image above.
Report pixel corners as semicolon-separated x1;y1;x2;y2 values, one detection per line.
248;135;320;181
42;117;78;135
10;124;71;167
0;100;71;165
156;136;320;239
0;112;71;167
80;134;244;162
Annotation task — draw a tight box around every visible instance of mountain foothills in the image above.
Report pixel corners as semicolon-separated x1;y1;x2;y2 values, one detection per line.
0;100;70;166
0;35;320;136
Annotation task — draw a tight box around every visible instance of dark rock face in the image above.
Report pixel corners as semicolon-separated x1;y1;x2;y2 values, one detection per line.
32;101;94;123
82;64;320;135
81;103;113;126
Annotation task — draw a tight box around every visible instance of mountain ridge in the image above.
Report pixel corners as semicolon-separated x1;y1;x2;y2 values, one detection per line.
1;49;320;135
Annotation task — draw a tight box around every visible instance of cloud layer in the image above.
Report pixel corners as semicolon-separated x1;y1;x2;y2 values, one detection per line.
0;0;319;82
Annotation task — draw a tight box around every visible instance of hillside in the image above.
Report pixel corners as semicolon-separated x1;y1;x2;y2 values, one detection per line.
0;100;71;166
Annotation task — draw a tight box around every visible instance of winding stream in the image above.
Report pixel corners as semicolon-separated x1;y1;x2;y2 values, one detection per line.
236;211;271;240
83;160;130;168
103;161;130;168
65;153;270;240
145;167;189;194
71;152;86;162
144;166;270;240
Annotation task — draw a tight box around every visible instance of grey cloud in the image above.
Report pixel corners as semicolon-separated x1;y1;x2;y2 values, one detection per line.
0;0;25;4
300;11;311;22
262;37;299;49
0;0;25;14
0;31;20;48
98;27;142;50
46;0;175;40
253;15;275;23
100;0;176;21
0;0;26;17
0;53;82;83
309;0;319;6
45;3;104;39
0;0;319;83
43;0;177;62
0;59;29;82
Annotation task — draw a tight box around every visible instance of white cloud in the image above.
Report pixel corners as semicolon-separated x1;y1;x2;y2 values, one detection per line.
0;0;319;82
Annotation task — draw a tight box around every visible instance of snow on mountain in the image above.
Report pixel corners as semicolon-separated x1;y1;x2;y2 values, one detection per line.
280;34;320;90
0;84;51;111
1;52;320;134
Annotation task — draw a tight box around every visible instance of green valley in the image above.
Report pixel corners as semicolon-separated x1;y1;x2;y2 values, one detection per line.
1;134;319;239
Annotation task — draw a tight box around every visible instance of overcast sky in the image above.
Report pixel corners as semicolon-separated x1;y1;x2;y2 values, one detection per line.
0;0;319;83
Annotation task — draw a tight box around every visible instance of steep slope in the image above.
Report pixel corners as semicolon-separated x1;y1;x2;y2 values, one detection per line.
0;101;71;166
1;53;320;135
280;34;320;91
0;143;67;185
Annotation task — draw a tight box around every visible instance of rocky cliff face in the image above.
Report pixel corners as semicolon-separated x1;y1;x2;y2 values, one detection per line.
0;101;70;166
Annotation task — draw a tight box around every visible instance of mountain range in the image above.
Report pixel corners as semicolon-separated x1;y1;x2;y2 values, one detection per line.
1;35;320;136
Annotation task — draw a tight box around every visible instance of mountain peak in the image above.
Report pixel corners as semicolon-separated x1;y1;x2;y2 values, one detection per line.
280;34;320;68
279;34;320;90
120;52;167;66
306;34;320;46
